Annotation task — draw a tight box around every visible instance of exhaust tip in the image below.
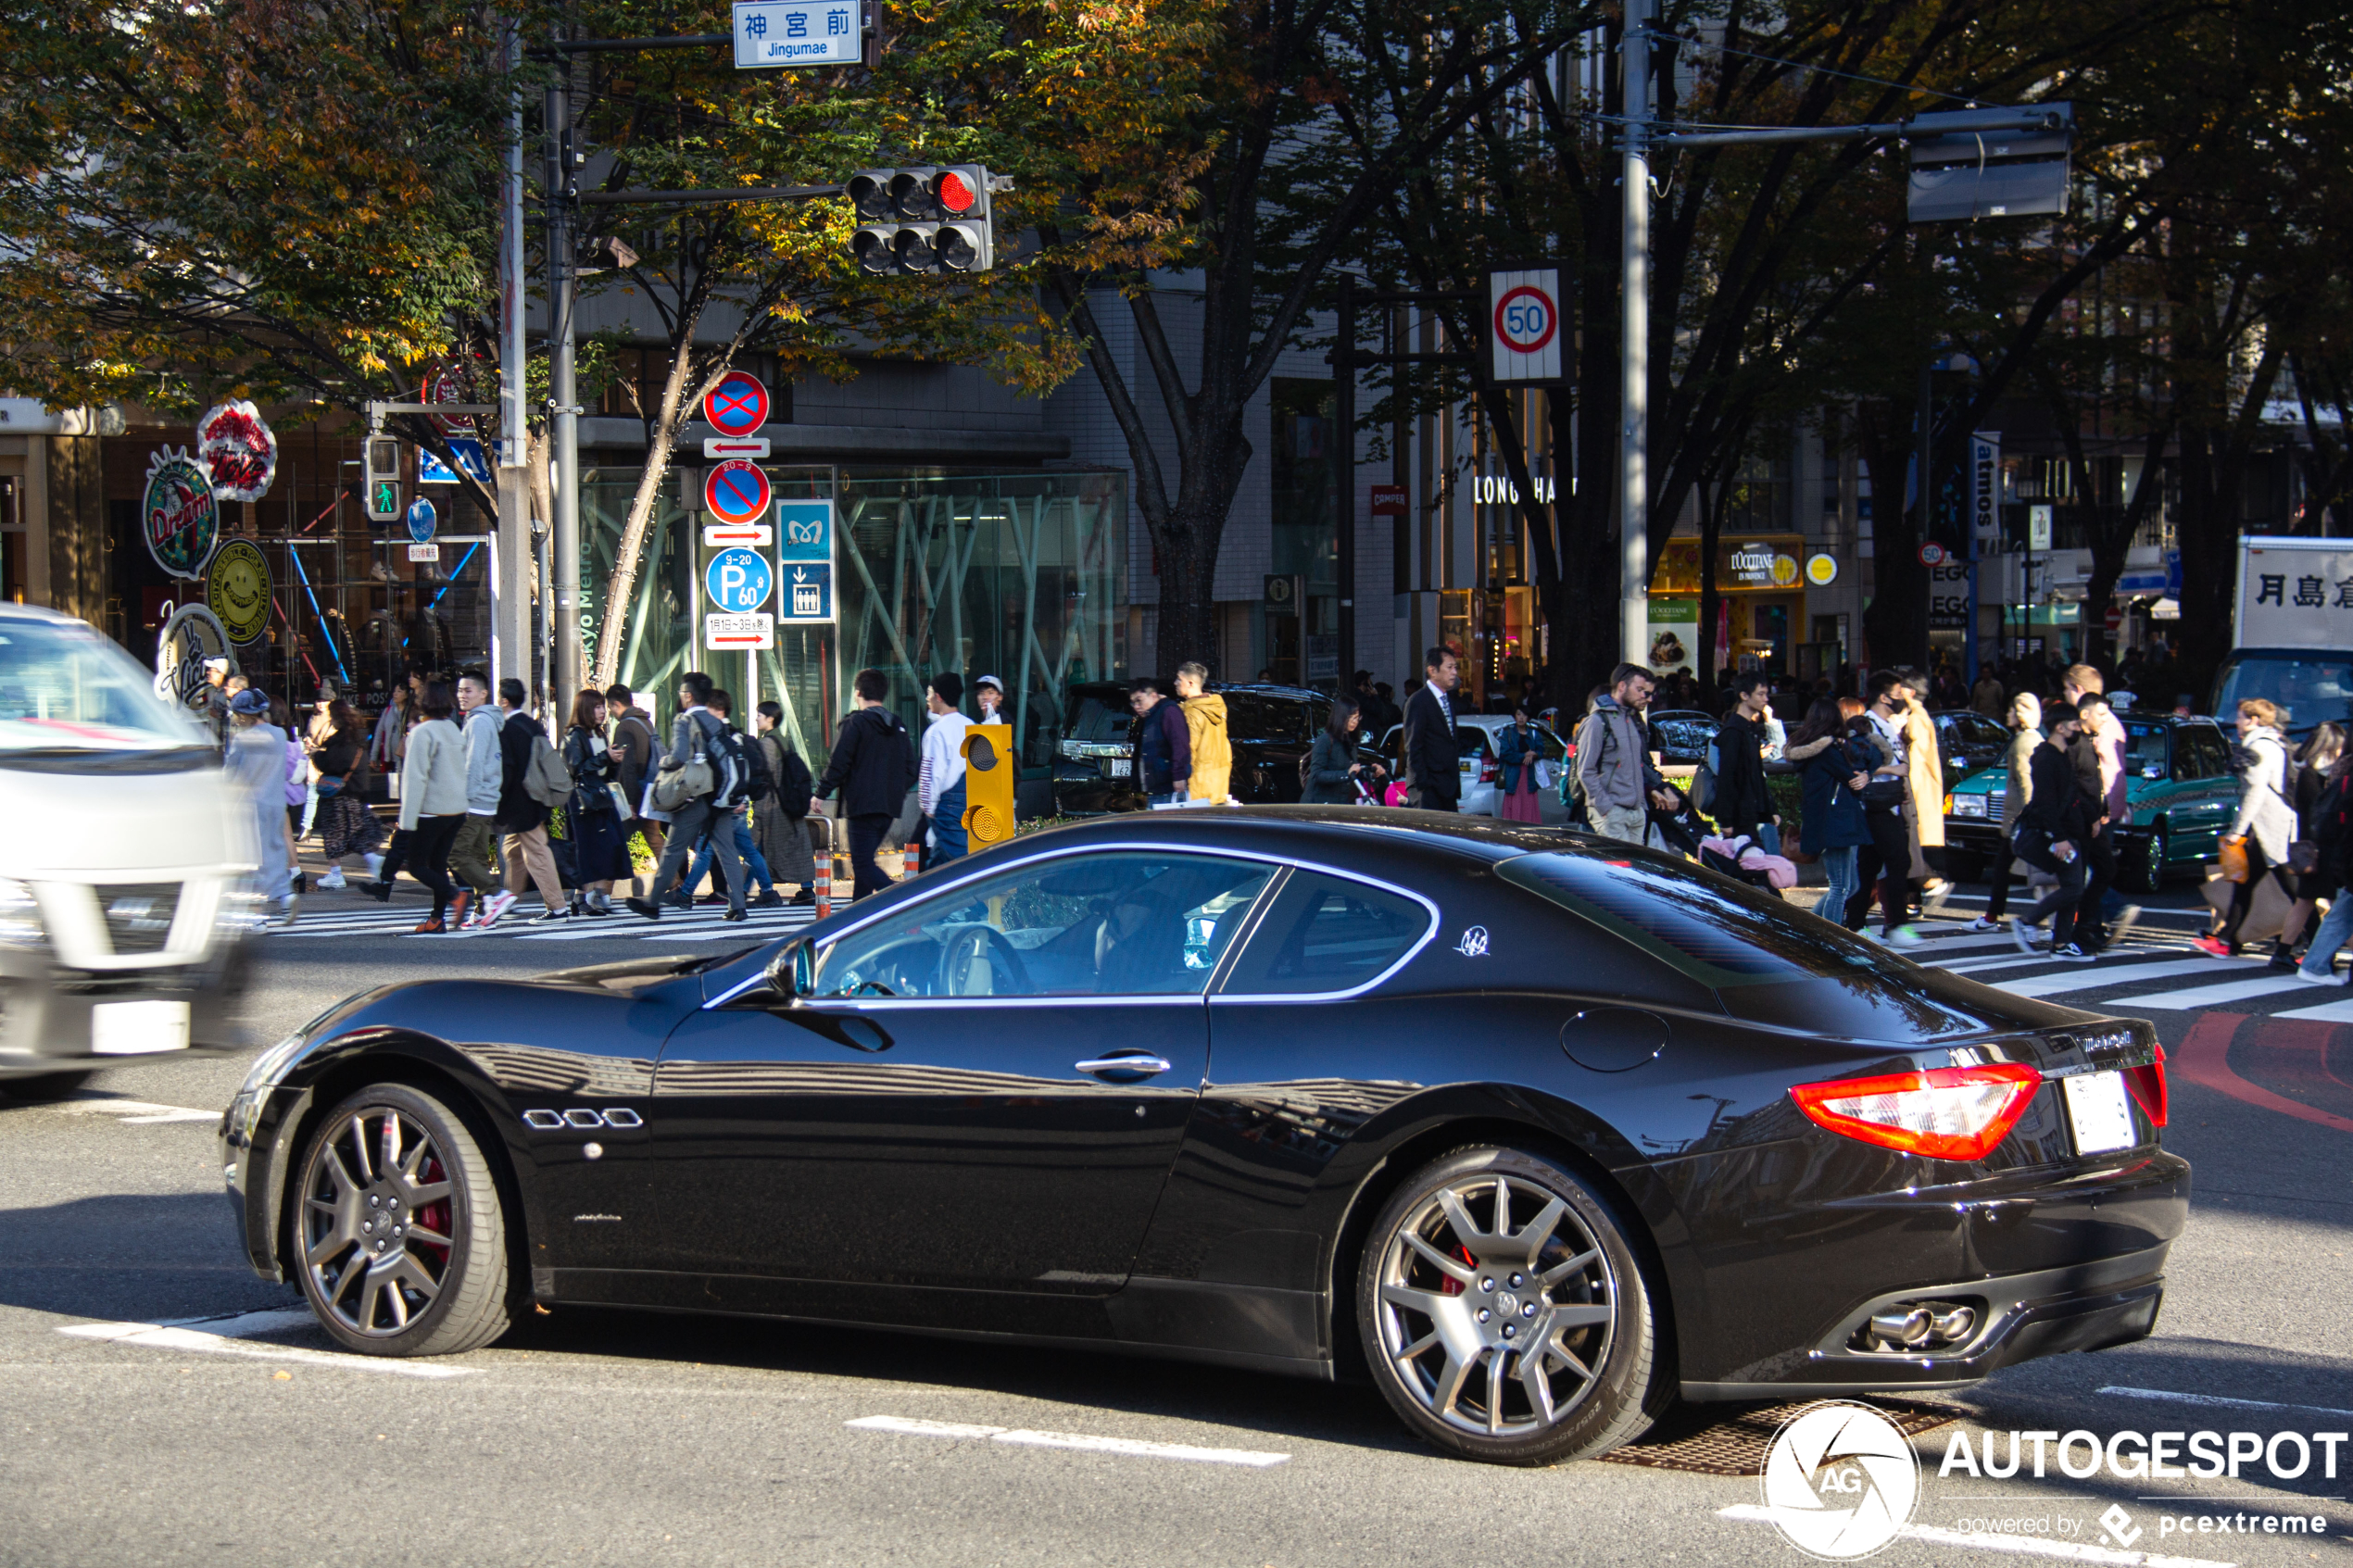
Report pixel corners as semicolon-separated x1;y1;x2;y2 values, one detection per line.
1854;1298;1981;1354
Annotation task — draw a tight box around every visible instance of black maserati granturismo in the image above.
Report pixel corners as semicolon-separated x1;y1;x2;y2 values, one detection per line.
221;808;2185;1465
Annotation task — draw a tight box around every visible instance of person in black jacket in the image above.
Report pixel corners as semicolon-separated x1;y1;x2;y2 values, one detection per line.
1711;673;1780;847
816;667;919;899
2008;698;2097;961
1129;678;1190;803
494;678;567;922
1401;647;1463;811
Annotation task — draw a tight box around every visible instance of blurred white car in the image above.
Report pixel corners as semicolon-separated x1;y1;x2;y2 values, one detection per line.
1378;716;1569;822
0;607;258;1100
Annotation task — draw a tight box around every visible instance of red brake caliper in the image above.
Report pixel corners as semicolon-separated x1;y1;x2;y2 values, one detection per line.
414;1155;452;1266
1440;1243;1476;1297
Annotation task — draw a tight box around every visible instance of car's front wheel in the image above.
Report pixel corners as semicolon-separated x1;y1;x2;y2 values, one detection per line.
294;1083;510;1357
2121;823;2168;895
1356;1146;1667;1464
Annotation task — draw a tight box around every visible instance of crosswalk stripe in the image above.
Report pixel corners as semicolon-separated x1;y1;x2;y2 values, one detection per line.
267;902;816;941
1905;932;2031;954
2271;992;2353;1020
1995;957;2256;998
2100;972;2314;1010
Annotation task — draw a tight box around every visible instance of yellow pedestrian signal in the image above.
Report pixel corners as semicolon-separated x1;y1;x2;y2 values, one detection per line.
962;728;1015;847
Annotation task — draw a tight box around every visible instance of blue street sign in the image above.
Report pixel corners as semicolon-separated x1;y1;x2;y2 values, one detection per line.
778;562;833;624
704;546;774;614
775;499;832;562
417;446;457;484
447;437;491;484
406;497;437;545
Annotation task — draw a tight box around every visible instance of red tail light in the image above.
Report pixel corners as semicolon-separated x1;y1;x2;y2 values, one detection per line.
1480;754;1499;784
1791;1062;2043;1162
2125;1043;2169;1128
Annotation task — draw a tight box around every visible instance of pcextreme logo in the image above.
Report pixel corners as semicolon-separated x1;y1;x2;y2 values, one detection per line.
1759;1401;1921;1560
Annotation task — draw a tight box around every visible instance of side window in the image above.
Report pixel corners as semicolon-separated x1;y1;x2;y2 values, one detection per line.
2183;728;2227;780
2123;723;2170;781
812;852;1273;1000
1222;871;1433;996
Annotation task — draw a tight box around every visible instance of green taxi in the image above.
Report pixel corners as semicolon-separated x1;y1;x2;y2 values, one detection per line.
1942;712;2240;894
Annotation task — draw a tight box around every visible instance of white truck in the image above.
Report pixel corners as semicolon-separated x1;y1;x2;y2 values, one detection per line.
2218;535;2353;737
0;606;260;1099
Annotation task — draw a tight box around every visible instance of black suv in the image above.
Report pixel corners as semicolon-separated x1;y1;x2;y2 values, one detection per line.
1051;682;1331;814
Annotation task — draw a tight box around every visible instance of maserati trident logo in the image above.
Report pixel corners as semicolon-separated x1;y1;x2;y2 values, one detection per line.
1759;1401;1920;1559
1455;925;1490;958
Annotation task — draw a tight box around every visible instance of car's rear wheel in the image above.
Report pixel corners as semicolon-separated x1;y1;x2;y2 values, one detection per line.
2121;823;2167;895
294;1084;510;1357
1356;1146;1667;1464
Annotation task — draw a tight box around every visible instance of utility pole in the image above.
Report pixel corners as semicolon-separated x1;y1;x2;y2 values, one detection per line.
1618;0;1653;668
497;20;534;707
1335;272;1356;688
544;61;583;724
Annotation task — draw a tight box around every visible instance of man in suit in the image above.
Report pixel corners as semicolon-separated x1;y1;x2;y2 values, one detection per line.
1402;646;1463;811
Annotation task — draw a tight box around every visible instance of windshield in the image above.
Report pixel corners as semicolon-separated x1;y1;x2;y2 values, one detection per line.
1063;692;1132;745
2214;655;2353;736
0;619;209;752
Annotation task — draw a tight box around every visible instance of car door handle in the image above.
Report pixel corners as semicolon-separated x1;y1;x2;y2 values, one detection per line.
1075;1055;1173;1080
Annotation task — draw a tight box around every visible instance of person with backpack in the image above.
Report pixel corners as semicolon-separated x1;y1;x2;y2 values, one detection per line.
752;700;817;905
1574;663;1673;844
628;671;749;922
816;668;918;900
494;678;571;922
919;671;975;862
2295;727;2353;984
1708;673;1780;849
2274;722;2346;968
560;688;626;916
2196;698;2298;960
675;691;781;907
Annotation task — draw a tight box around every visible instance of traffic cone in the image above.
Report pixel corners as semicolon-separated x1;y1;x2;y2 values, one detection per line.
812;859;831;920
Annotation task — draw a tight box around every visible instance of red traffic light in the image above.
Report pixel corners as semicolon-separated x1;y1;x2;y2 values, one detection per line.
937;169;977;214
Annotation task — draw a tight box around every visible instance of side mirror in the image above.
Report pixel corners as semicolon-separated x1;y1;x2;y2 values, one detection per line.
761;939;814;1004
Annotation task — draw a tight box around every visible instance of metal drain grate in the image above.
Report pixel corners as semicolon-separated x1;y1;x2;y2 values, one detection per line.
1598;1398;1966;1476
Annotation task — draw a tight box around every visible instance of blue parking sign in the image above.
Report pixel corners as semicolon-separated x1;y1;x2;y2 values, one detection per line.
704;547;774;614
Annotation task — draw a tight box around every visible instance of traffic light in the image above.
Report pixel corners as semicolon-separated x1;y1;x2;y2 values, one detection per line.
961;726;1015;847
362;436;403;522
1907;104;2074;223
846;165;998;276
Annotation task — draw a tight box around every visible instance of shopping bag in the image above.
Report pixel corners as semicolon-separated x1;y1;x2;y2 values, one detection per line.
2218;835;2250;884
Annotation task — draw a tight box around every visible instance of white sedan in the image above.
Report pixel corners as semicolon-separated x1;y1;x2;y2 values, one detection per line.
1378;717;1569;822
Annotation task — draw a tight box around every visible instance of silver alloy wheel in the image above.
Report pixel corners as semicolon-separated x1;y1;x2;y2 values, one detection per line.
1374;1172;1617;1436
300;1104;457;1336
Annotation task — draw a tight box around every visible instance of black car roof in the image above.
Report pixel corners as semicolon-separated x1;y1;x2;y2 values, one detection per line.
1007;803;1567;867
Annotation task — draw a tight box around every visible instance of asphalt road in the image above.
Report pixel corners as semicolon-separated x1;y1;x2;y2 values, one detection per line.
5;881;2352;1568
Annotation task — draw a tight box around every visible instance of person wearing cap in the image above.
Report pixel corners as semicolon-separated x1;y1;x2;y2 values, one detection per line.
194;658;232;745
224;689;297;919
973;674;1007;726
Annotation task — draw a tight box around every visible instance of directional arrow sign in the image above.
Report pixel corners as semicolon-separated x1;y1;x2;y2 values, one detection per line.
406;496;438;546
704;459;773;526
704;546;774;614
702;370;771;438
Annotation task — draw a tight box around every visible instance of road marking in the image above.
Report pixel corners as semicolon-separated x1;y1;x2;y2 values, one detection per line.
2101;972;2313;1010
2100;1385;2353;1420
2267;994;2353;1021
846;1414;1289;1468
1718;1505;2233;1566
57;1310;477;1379
1999;959;2259;998
49;1098;220;1124
1914;932;2041;954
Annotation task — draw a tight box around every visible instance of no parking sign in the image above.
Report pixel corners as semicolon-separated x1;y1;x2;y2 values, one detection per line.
703;459;773;526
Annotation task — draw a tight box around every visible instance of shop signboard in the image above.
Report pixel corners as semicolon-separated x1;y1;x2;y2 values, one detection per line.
195;400;277;503
1645;595;1698;674
140;447;220;581
204;539;271;646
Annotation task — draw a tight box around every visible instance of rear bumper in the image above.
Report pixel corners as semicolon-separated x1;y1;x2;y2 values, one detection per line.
1680;1245;2170;1400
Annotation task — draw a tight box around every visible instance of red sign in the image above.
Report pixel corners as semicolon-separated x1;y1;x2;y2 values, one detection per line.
703;459;773;526
2104;604;2124;633
1918;542;1948;567
195;400;277;503
1369;484;1407;517
424;356;484;435
702;371;771;437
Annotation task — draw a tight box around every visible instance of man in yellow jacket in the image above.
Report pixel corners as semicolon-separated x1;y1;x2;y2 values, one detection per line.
1175;661;1232;802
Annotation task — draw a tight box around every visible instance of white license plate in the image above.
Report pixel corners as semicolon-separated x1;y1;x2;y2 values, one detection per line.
1106;759;1131;778
92;999;191;1056
2062;1070;2136;1154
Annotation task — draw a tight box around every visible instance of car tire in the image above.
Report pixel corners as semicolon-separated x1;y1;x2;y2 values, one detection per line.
2121;824;2167;896
1356;1146;1667;1465
3;1070;95;1102
293;1083;510;1358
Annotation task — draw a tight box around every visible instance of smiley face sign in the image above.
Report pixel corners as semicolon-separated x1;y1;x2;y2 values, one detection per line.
205;539;272;646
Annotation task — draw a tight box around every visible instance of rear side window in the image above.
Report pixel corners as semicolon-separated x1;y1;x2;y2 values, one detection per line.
1222;871;1432;995
1063;693;1132;745
2124;722;2170;781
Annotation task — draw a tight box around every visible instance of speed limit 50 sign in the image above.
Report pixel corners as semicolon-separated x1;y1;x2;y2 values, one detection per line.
1490;269;1563;383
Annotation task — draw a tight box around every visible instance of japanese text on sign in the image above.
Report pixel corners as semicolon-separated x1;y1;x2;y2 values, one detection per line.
733;0;860;66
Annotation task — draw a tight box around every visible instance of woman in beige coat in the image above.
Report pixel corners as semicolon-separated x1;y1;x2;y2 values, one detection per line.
1900;675;1946;890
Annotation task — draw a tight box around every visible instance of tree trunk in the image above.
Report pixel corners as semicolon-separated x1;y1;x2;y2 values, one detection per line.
1856;403;1929;670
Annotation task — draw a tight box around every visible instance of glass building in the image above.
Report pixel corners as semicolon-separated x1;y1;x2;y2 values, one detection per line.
580;466;1126;779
